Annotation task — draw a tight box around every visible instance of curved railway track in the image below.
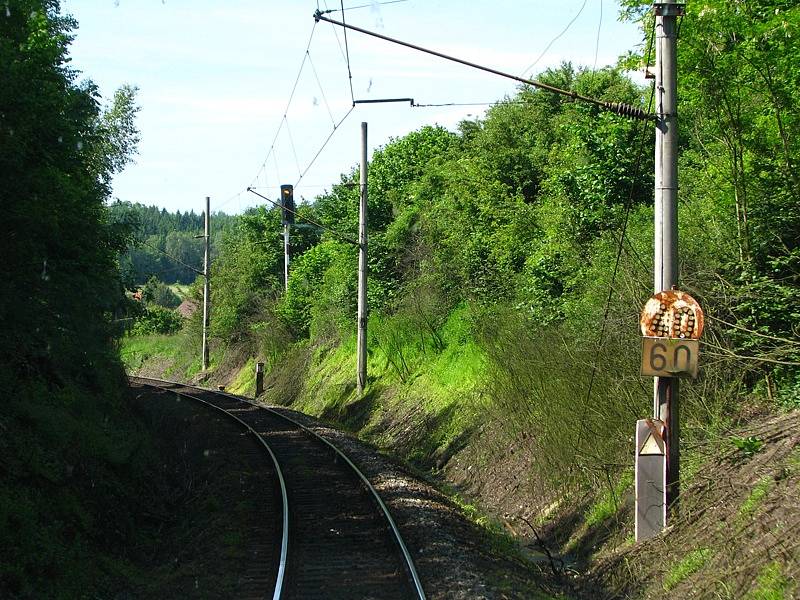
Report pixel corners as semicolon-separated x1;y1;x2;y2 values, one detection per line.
131;376;426;600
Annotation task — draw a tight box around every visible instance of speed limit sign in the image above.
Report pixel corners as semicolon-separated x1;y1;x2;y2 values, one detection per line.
640;290;703;378
641;337;699;377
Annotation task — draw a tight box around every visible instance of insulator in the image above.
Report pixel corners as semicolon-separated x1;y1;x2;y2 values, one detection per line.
604;102;653;121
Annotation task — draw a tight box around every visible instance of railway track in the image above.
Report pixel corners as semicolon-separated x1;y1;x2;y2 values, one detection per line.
130;376;426;600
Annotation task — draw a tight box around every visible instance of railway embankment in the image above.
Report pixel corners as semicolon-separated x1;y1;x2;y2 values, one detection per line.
125;331;799;598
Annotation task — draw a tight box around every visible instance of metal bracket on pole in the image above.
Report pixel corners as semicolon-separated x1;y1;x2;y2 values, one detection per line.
653;2;685;16
353;98;415;106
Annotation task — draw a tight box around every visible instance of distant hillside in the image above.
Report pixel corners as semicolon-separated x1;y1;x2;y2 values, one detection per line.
109;201;237;286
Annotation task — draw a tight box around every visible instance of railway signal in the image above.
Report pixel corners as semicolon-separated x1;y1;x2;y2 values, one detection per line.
280;184;294;291
280;184;295;225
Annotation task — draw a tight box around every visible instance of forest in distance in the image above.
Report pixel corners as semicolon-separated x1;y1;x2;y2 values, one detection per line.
2;0;799;597
108;201;236;286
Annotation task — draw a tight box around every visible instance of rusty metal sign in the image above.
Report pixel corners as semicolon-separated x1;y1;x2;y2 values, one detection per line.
641;337;699;377
638;418;666;455
640;290;704;340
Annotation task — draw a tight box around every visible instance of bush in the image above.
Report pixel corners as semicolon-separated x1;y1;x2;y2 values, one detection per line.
141;276;181;308
130;305;183;336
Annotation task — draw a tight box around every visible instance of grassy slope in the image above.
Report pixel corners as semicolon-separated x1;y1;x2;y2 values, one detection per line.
123;321;799;599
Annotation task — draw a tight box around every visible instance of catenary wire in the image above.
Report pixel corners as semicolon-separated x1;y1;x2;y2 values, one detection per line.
412;100;526;108
246;187;359;246
593;0;603;74
315;10;653;121
322;0;348;63
519;0;589;77
247;21;318;190
213;189;247;213
307;51;337;126
319;0;410;13
340;0;356;105
294;105;356;188
273;151;282;188
284;116;303;178
138;238;205;276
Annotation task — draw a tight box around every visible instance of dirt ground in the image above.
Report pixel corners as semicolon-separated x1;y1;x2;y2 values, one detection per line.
445;407;800;599
121;385;281;598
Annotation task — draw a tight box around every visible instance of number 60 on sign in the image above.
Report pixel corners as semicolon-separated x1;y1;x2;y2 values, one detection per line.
640;337;699;378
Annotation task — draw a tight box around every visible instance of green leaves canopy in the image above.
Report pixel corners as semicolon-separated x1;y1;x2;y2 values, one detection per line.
0;0;140;378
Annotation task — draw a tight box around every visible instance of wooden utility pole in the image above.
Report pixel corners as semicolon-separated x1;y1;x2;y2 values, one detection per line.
356;122;368;394
653;0;683;516
202;196;210;371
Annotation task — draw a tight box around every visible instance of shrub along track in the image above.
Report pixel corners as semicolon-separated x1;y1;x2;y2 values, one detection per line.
132;376;424;600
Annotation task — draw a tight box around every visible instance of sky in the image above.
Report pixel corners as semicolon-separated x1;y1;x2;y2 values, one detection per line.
61;0;645;215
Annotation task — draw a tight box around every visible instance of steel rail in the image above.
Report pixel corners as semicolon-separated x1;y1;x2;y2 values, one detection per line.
131;377;289;600
131;375;427;600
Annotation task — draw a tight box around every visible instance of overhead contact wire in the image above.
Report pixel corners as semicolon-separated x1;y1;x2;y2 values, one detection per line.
284;116;303;178
322;0;348;63
519;0;589;77
340;0;356;106
248;21;318;189
314;11;652;121
593;0;604;74
321;0;410;12
295;105;355;188
138;239;204;276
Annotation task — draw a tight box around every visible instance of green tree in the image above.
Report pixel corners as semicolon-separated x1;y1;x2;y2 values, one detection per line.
0;0;140;379
141;275;181;309
209;206;284;340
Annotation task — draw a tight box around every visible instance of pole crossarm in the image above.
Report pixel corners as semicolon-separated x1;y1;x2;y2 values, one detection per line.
353;98;414;106
314;10;654;122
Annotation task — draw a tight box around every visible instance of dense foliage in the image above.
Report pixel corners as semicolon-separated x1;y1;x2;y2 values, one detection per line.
203;0;799;495
0;1;138;380
108;201;236;286
0;1;148;595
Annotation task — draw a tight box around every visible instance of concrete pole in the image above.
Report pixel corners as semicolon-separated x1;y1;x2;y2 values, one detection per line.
653;1;683;515
202;196;210;371
284;223;290;292
356;122;368;394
